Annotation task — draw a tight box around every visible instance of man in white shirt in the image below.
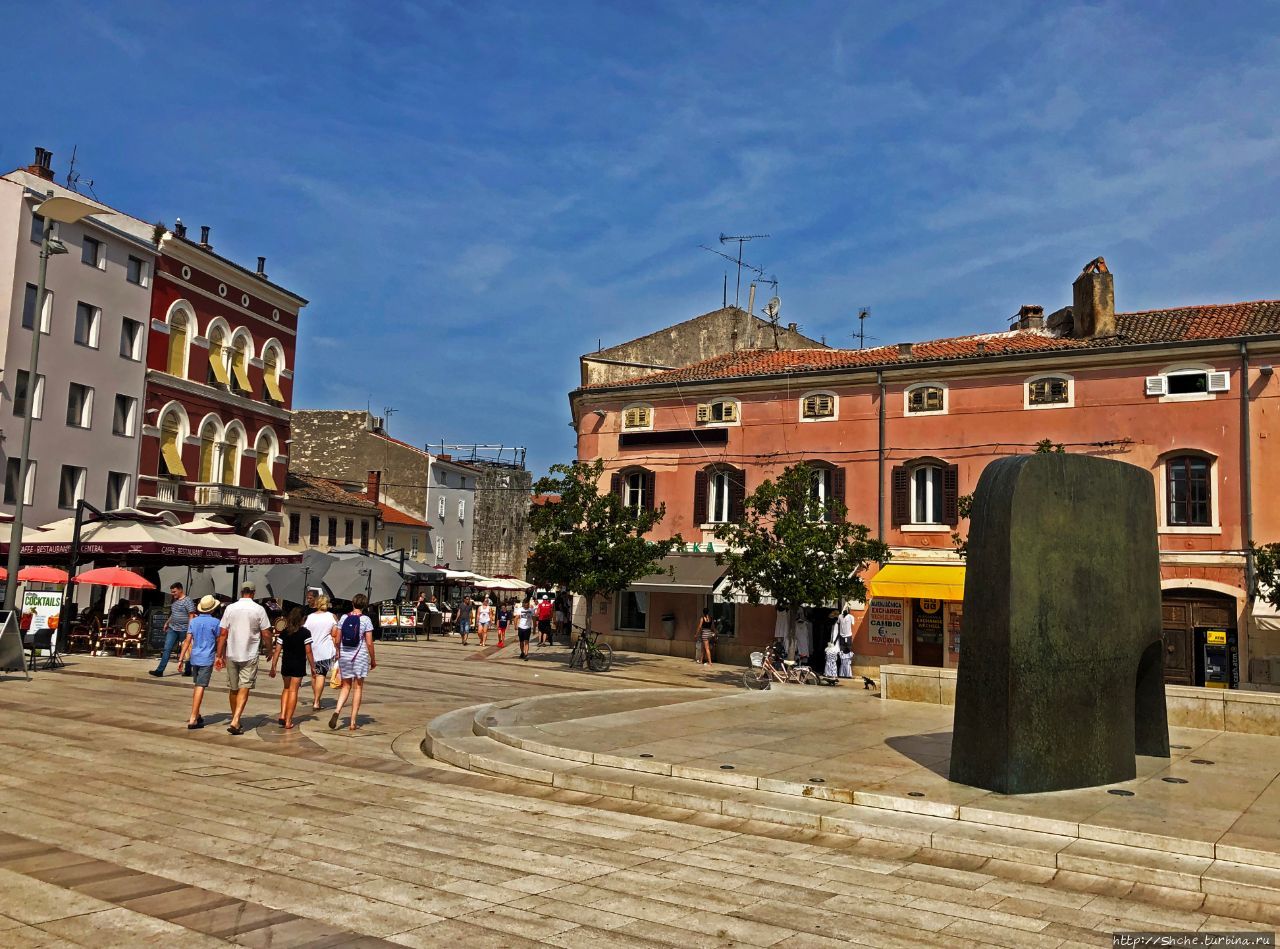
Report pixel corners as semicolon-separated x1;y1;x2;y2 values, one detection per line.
215;582;273;735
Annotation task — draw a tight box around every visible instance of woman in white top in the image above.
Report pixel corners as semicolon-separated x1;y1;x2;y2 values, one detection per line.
303;594;339;711
476;598;492;647
515;597;534;661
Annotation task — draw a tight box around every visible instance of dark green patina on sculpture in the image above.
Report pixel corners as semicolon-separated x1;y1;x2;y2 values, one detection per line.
950;453;1170;794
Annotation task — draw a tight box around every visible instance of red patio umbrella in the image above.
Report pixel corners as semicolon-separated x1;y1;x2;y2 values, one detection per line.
17;566;70;583
71;566;155;589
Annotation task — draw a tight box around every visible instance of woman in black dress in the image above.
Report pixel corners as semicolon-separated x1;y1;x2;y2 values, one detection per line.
269;607;308;729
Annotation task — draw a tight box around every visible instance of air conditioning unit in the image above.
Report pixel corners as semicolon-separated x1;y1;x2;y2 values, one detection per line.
1144;376;1167;396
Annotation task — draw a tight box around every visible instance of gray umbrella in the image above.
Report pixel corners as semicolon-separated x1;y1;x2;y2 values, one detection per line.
266;549;337;604
322;555;404;603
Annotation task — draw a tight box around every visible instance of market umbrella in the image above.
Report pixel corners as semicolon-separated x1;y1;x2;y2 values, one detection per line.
473;575;530;592
72;566;155;589
17;566;70;583
175;519;302;565
323;555;404;603
266;549;337;604
12;508;235;565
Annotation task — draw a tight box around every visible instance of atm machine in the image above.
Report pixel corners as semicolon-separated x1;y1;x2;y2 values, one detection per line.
1198;628;1239;689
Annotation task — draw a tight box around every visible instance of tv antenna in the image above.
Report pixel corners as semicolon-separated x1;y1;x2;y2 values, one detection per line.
382;406;397;430
716;233;769;308
852;307;879;350
763;296;782;349
700;242;768;307
65;145;99;200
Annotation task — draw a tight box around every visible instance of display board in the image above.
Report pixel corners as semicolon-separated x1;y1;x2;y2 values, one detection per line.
20;590;63;653
0;611;28;677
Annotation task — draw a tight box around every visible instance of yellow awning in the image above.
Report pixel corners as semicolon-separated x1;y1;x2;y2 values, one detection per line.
208;344;230;385
161;438;187;477
867;564;966;601
256;455;278;492
263;372;285;403
232;355;252;392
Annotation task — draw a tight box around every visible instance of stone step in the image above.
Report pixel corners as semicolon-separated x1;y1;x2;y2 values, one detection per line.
423;704;492;759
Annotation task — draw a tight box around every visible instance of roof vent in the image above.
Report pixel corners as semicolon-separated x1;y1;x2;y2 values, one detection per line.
174;219;188;239
898;342;914;358
976;341;988;356
256;256;268;279
26;147;54;181
199;226;212;249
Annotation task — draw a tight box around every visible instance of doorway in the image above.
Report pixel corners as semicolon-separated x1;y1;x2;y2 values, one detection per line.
911;598;944;667
1161;589;1238;687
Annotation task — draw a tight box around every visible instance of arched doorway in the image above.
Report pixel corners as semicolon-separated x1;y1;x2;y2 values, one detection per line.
1161;587;1239;687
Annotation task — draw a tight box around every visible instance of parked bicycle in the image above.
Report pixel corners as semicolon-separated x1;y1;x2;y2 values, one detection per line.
568;624;614;672
742;641;818;689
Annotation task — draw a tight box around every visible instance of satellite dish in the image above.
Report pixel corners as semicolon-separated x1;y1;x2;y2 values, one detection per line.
764;297;781;319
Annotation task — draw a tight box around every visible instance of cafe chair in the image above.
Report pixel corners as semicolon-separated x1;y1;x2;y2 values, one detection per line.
67;623;94;654
119;619;145;657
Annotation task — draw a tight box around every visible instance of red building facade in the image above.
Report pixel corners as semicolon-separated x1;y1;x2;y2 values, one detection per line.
570;266;1280;689
136;226;306;542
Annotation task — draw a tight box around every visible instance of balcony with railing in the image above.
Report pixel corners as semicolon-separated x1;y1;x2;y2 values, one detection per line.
192;483;268;512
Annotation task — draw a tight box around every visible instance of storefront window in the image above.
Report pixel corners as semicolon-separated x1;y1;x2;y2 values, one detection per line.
708;600;736;639
617;591;648;631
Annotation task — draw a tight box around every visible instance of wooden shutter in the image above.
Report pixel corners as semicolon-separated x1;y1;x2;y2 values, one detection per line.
643;469;656;512
728;469;746;522
943;464;960;525
696;404;710;423
721;401;738;422
831;466;846;519
693;469;708;524
890;466;909;527
610;473;623;498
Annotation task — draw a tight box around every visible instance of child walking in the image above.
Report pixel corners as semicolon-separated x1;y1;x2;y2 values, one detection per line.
177;595;221;729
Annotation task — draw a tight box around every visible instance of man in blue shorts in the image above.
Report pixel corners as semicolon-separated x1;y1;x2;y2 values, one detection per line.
178;595;221;729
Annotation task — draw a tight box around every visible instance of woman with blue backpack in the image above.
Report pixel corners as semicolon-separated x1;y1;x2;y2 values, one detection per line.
329;594;377;732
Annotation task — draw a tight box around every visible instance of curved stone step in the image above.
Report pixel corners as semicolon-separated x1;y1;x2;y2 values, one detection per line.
423;703;491;760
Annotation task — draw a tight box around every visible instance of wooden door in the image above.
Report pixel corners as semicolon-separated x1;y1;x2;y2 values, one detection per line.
1160;600;1193;686
911;599;944;667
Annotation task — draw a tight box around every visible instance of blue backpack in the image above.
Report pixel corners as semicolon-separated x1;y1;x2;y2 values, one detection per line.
340;614;364;649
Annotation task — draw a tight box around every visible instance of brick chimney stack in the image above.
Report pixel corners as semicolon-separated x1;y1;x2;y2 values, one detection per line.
1072;257;1116;338
26;147;54;181
1015;305;1045;330
365;470;382;502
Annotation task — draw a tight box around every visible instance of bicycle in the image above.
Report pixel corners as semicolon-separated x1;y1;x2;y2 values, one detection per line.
568;624;613;672
742;642;818;689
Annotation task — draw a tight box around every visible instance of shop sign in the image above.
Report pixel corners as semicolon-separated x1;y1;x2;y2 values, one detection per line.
1206;629;1227;645
21;589;63;651
867;598;904;647
918;598;941;614
946;602;963;656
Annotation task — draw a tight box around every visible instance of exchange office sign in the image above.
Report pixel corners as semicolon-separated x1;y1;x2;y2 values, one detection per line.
867;598;905;647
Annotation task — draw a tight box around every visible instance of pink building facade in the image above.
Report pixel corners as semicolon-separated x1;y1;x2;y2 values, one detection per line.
570;269;1280;689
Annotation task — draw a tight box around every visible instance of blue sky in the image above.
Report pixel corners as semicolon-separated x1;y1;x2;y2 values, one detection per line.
3;1;1278;475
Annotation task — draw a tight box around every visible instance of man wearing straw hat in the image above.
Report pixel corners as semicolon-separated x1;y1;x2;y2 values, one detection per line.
215;581;273;735
177;595;221;729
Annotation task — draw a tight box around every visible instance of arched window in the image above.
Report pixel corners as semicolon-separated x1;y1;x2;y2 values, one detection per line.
904;382;946;415
1165;454;1213;527
806;461;845;521
158;404;189;478
196;416;223;483
205;320;231;387
166;304;195;378
254;427;279;491
800;391;837;421
261;341;286;403
891;459;958;527
1025;373;1073;408
230;330;253;394
696;398;739;425
694;465;744;524
221;422;246;485
611;467;655;511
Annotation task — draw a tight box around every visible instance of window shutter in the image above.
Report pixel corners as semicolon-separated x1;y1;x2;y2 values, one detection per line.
831;466;846;519
643;469;656;512
890;466;909;527
610;473;623;498
721;401;738;422
943;464;960;526
728;469;746;522
693;469;708;524
1145;375;1167;396
696;404;711;423
1207;371;1230;393
802;396;816;418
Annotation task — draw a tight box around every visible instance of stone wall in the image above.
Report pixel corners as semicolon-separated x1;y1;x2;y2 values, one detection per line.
470;463;533;579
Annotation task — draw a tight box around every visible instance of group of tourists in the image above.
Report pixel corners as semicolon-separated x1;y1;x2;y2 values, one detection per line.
452;589;571;658
151;581;377;735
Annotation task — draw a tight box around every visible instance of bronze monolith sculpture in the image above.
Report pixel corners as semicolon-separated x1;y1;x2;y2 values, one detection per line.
950;453;1169;794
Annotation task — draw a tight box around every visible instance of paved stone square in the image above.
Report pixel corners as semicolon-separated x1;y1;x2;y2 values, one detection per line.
0;638;1276;946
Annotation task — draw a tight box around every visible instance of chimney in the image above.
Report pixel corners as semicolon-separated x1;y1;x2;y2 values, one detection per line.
198;226;212;249
976;341;988;356
1072;257;1116;338
365;470;381;502
438;453;452;462
898;342;914;358
26;147;55;181
1014;305;1045;331
786;322;798;332
174;219;187;239
255;256;268;279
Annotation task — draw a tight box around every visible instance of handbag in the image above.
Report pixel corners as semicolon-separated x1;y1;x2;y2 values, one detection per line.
326;660;342;689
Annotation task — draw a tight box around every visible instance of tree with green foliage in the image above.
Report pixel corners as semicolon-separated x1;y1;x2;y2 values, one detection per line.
526;459;682;635
1254;543;1280;609
712;462;889;638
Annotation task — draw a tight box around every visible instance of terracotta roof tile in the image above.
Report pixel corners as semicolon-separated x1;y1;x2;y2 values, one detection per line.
580;300;1280;390
285;472;380;511
378;502;431;529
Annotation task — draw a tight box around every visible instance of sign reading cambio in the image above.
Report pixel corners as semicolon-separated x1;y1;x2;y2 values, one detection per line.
867;598;904;647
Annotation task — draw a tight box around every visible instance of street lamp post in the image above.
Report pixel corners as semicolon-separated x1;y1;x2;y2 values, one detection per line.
3;194;110;613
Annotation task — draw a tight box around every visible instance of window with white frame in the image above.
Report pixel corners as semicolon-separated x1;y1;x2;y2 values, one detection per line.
696;398;739;424
911;465;944;524
30;214;44;244
58;465;87;509
105;472;130;509
905;382;946;415
66;383;94;429
386;534;395;551
624;470;648;510
167;306;193;377
13;371;45;419
622;404;653;430
435;538;444;561
455;538;464;559
82;236;103;269
1165;454;1213;527
457;498;466;522
1145;365;1229;399
120;318;143;360
112;394;137;436
800;391;837;420
437;495;446;518
4;459;36;506
126;255;147;286
22;284;52;333
706;468;738;523
74;302;101;348
411;536;419;558
1025;374;1072;408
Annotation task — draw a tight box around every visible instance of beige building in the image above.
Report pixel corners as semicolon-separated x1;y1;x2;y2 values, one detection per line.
281;471;380;553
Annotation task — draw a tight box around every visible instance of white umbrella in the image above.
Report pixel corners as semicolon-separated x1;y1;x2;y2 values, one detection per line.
15;508;235;564
174;519;301;565
473;576;531;592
